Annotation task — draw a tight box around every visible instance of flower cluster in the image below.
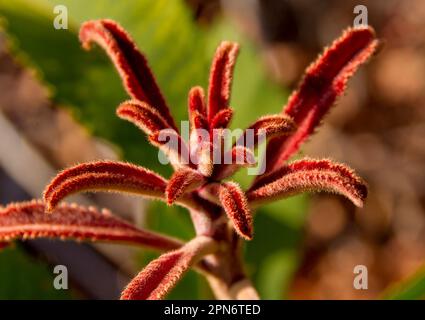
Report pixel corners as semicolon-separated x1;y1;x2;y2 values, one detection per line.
0;19;378;299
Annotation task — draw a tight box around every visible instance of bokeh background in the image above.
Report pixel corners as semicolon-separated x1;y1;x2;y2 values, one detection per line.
0;0;424;299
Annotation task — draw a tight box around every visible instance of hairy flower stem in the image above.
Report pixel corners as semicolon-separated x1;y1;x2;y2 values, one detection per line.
195;215;259;299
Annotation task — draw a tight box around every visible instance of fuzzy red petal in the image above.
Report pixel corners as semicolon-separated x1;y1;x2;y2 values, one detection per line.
120;236;217;300
264;27;379;173
237;114;295;148
190;111;209;133
188;86;206;117
116;100;170;135
44;161;167;211
79;19;177;130
166;168;206;205
210;108;233;129
247;114;296;139
248;158;367;207
0;200;182;251
219;182;253;240
207;42;239;123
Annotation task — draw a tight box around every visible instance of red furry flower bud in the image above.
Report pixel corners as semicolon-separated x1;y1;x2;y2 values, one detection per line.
79;19;177;131
116;100;170;135
0;200;182;251
207;42;239;123
264;27;379;174
245;114;296;142
210;107;233;129
120;236;217;300
219;182;253;240
248;158;367;207
44;161;167;211
166;168;206;205
188;86;206;117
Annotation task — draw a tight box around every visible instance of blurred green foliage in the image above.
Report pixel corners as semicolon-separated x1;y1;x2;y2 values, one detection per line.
0;0;310;299
383;266;425;300
0;245;73;299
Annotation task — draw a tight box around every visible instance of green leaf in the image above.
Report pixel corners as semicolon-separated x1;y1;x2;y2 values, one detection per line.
383;266;425;300
0;245;74;299
256;251;298;299
245;195;309;299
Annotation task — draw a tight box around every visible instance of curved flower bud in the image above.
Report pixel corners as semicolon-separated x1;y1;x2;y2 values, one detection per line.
207;42;239;123
44;161;167;211
166;168;206;205
219;182;253;240
188;86;206;117
79;19;177;131
210;108;233;129
116;100;170;135
264;27;379;174
190;110;209;132
0;200;182;251
239;114;295;147
248;158;367;207
120;236;217;300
